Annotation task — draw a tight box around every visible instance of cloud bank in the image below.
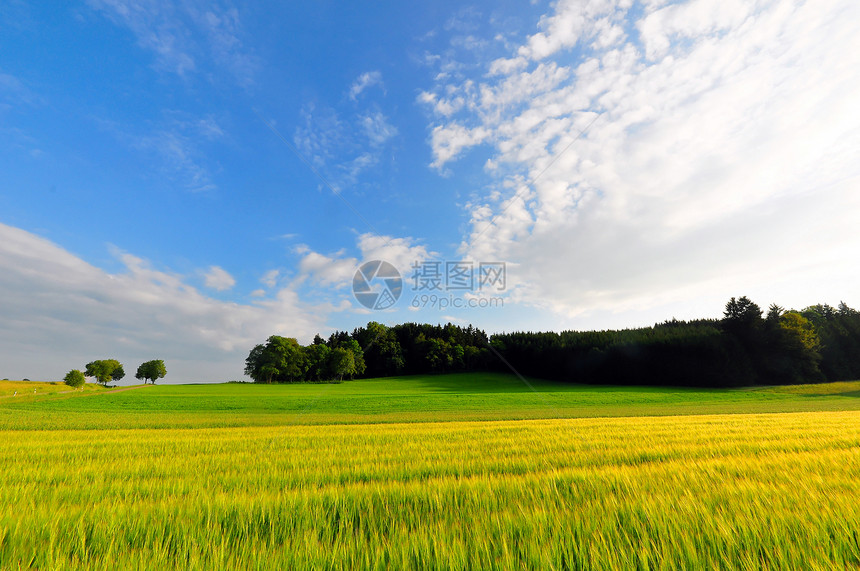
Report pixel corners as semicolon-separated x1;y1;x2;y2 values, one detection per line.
422;0;860;323
0;223;326;382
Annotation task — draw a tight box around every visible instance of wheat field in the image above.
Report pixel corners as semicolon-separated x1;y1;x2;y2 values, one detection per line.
2;409;860;569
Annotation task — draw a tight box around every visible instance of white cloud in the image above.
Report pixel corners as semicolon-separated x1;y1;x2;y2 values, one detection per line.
427;0;860;322
297;249;358;288
357;233;437;276
0;223;328;382
429;123;489;169
203;265;235;291
349;71;384;100
638;0;754;60
516;0;625;61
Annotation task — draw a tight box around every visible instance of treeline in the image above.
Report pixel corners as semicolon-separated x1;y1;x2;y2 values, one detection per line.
490;298;860;387
245;298;860;387
244;322;491;383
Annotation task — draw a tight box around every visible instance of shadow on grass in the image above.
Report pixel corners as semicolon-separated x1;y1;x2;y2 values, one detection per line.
384;372;710;396
805;389;860;398
377;372;566;394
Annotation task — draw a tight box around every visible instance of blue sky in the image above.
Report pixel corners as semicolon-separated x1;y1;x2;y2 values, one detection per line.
2;0;858;382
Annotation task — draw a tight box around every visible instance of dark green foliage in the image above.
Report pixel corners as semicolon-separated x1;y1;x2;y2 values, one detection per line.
303;343;331;382
803;303;860;381
245;335;363;383
388;322;490;375
492;299;858;387
490;319;748;387
85;359;124;386
135;360;167;384
327;347;356;381
251;299;860;387
328;337;366;378
246;323;490;383
723;296;764;336
244;336;307;383
352;322;404;378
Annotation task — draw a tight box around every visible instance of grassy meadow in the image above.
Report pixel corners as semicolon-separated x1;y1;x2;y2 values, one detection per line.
3;372;860;430
2;374;860;569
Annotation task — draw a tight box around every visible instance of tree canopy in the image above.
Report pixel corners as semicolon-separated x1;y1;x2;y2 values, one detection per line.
245;336;315;383
243;323;490;383
63;369;85;388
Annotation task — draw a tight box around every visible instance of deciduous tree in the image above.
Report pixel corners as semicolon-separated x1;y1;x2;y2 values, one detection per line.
327;347;356;381
135;360;167;384
85;359;124;386
244;336;306;383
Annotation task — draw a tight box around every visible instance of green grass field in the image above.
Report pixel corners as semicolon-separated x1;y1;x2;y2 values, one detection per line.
2;374;860;569
3;372;860;430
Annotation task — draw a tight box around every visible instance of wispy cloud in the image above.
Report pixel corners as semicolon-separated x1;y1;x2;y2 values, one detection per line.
88;0;258;85
135;128;218;192
349;71;384;101
192;6;258;86
88;0;196;75
260;269;279;288
98;112;225;192
360;110;398;146
293;103;344;171
0;71;42;108
0;71;45;156
293;101;399;192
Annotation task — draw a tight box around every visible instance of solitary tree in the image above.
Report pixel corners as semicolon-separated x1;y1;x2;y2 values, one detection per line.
64;369;85;388
135;360;167;384
85;359;123;386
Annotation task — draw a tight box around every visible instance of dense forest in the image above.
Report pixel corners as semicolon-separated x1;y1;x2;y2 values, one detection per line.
244;298;860;387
